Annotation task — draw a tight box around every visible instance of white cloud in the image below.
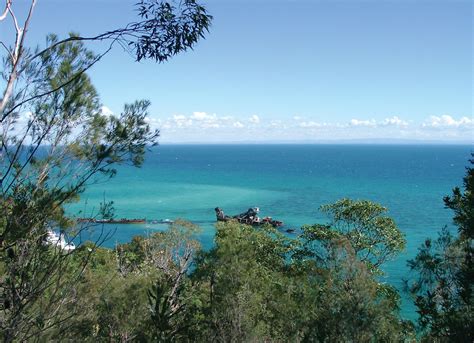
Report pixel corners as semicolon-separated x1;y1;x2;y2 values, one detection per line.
349;119;377;127
159;112;240;131
201;122;220;129
270;120;284;128
299;121;324;128
144;116;160;125
191;111;215;121
101;106;113;117
172;114;193;128
422;115;473;129
173;115;186;120
156;111;472;143
249;115;260;124
381;116;408;127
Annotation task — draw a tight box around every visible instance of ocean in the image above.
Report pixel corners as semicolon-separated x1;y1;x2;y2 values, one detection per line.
67;144;472;319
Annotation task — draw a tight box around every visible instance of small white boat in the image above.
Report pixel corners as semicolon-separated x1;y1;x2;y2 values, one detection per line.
152;219;174;224
45;230;75;251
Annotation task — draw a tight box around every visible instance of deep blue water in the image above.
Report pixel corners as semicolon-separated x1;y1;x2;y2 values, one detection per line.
68;144;472;319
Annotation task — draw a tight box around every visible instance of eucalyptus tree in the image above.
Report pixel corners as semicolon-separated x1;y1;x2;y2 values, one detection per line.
0;1;212;341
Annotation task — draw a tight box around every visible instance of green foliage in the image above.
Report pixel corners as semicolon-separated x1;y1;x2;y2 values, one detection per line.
300;199;406;275
192;221;297;341
443;153;474;239
25;223;202;342
0;38;160;341
147;278;189;342
134;0;213;62
191;220;412;342
0;213;415;342
407;154;474;342
301;244;411;342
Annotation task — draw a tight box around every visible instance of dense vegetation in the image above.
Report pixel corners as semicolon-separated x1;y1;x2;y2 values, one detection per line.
407;154;473;342
1;210;415;341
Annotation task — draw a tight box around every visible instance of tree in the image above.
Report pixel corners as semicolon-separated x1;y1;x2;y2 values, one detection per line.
299;239;413;342
137;221;203;342
0;1;211;340
444;153;474;239
124;220;200;342
299;198;406;275
407;154;473;341
285;199;412;341
53;221;204;341
191;220;412;342
192;221;298;341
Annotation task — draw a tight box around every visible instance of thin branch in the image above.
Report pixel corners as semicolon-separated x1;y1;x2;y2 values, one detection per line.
26;24;134;64
0;0;36;115
0;40;13;59
7;2;19;33
0;0;12;21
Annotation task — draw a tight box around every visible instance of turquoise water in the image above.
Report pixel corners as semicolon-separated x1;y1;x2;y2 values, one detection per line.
68;144;472;319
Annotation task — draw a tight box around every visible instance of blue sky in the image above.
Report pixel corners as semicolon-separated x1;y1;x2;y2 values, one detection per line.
6;0;473;143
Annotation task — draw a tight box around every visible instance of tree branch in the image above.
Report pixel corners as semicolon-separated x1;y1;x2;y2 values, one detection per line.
0;0;36;115
0;0;12;21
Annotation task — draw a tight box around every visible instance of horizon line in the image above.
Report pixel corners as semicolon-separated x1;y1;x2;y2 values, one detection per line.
156;139;473;146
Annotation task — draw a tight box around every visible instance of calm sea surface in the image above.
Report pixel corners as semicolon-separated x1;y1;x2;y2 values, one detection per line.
68;144;472;319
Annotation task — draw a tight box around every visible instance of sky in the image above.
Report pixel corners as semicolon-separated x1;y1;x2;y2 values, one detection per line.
3;0;473;143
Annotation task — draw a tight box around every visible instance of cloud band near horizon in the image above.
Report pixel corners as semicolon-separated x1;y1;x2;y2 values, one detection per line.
139;111;473;143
